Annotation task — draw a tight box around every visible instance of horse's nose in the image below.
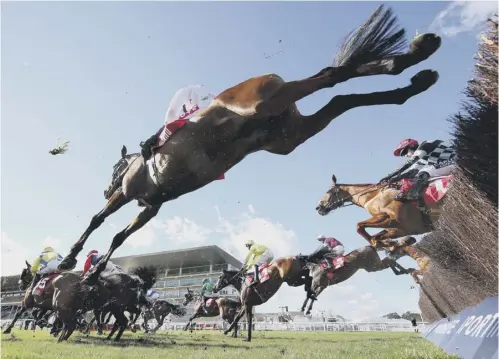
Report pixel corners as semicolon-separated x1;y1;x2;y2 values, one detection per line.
315;204;321;211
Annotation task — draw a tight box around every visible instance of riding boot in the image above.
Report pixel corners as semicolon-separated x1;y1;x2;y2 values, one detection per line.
307;248;329;263
397;172;430;201
139;126;164;161
249;265;260;287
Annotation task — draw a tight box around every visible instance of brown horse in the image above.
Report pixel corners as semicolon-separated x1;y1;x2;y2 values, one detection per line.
302;245;408;314
316;174;444;247
182;288;242;337
212;257;311;341
142;299;186;333
58;6;441;281
3;261;61;334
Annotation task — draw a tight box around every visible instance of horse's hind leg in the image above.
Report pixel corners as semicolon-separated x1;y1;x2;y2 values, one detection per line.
113;311;129;341
59;189;131;271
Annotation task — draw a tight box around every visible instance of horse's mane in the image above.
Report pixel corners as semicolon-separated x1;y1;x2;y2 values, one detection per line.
130;266;158;291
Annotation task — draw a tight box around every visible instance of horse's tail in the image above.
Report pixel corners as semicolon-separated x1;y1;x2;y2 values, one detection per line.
130;265;158;291
333;5;406;68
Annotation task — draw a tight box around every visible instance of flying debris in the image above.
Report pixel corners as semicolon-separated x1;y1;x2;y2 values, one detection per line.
49;138;70;155
263;39;285;59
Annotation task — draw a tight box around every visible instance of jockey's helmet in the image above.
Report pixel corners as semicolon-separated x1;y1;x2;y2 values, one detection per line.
394;139;419;157
245;239;255;248
43;247;54;252
202;278;210;284
87;249;99;257
317;234;327;242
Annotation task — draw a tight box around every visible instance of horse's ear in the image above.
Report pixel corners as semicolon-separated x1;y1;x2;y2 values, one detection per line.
332;175;337;185
25;260;31;268
121;145;127;158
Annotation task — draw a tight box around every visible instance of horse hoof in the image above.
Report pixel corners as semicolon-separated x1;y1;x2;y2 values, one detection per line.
410;33;441;60
242;338;251;342
410;70;439;92
223;331;229;336
58;257;77;271
3;329;11;334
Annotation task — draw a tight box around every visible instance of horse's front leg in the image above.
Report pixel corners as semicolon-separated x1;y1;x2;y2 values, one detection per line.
59;189;131;271
356;214;392;247
84;204;161;282
3;304;28;334
184;312;199;331
224;307;246;335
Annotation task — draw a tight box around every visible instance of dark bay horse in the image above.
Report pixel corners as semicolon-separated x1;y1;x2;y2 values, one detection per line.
212;257;312;341
315;174;445;247
182;288;242;337
302;245;409;314
3;261;63;334
142;299;186;333
52;266;156;342
58;6;441;282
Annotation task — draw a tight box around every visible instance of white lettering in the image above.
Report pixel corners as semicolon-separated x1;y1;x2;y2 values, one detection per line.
456;315;475;334
484;313;499;338
471;314;492;338
446;319;460;334
465;316;483;335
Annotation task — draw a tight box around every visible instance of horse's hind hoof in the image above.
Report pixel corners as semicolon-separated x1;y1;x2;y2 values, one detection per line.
410;33;441;60
410;70;439;92
3;329;11;334
58;257;77;271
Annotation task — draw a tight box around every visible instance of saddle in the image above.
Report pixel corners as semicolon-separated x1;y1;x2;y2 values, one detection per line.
245;263;271;285
394;175;452;227
319;256;346;281
32;272;60;296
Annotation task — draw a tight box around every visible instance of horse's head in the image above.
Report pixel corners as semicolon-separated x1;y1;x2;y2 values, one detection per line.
104;145;141;200
19;260;33;291
183;288;195;306
212;269;239;293
316;174;352;215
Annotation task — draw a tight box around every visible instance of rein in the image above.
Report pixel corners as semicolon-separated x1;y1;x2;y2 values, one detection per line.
331;183;388;209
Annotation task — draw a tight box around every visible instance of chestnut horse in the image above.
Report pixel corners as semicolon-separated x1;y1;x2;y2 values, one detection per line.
212;257;311;342
182;288;242;337
316;174;444;247
58;6;441;282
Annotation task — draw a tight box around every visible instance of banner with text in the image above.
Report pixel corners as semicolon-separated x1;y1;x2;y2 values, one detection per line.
421;296;498;359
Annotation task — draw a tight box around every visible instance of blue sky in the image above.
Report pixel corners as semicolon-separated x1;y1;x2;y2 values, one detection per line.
1;1;496;319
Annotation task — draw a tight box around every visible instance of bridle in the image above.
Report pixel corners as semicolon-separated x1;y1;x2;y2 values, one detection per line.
324;183;384;210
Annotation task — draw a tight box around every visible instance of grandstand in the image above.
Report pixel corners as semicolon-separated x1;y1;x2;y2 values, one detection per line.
1;245;242;320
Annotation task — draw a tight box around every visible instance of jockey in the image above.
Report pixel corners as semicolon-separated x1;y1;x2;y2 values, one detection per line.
29;247;63;292
303;235;345;269
241;240;274;287
82;250;121;277
200;278;216;314
146;289;160;303
140;85;216;161
379;139;456;201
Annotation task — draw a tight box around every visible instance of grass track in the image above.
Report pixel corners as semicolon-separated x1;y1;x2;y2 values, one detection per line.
1;329;459;359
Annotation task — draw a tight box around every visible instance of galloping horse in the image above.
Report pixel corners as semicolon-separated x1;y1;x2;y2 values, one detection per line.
182;288;242;337
212;257;312;341
142;299;186;333
3;261;62;334
302;245;408;314
58;6;441;281
316;174;446;247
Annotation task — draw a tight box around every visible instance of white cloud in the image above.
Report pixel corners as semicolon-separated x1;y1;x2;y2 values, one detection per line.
430;1;497;37
126;220;159;248
1;232;31;276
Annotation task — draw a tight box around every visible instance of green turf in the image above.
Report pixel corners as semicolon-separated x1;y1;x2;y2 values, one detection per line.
1;329;459;359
